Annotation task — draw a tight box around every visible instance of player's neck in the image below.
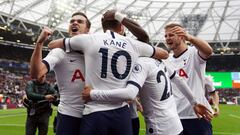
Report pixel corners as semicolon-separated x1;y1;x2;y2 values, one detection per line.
107;28;123;35
173;43;187;57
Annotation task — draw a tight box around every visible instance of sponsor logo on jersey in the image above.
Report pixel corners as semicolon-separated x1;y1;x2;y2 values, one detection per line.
71;69;85;82
179;68;188;78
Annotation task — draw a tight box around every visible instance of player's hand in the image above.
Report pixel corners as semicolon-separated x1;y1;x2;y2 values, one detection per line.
82;86;92;103
193;103;213;121
213;105;220;117
102;10;117;22
135;98;143;113
36;26;53;44
45;94;55;102
170;26;192;41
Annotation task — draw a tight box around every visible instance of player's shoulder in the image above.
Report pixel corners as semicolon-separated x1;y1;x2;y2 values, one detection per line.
92;31;108;37
126;36;143;44
49;48;65;54
137;57;153;62
134;58;164;73
85;32;109;42
73;33;96;42
136;57;159;67
47;48;65;59
187;45;198;52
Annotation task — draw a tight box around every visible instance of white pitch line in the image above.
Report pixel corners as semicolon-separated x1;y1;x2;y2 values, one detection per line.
0;124;53;128
229;114;240;119
0;114;26;118
0;124;25;127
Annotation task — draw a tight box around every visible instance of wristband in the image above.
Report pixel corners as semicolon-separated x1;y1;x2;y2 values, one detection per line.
114;12;125;22
64;38;71;53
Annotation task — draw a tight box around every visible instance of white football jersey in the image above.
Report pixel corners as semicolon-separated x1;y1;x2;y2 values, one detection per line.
64;30;155;115
205;76;215;93
128;57;183;135
43;48;85;118
167;46;213;119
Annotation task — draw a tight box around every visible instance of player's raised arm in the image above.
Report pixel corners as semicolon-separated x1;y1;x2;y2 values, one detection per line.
107;10;168;60
48;38;64;50
170;26;213;59
30;27;53;79
122;17;149;43
102;10;149;43
152;47;169;60
49;34;90;53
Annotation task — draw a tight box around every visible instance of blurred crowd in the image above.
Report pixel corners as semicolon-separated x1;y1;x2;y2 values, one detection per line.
218;88;240;104
0;59;55;109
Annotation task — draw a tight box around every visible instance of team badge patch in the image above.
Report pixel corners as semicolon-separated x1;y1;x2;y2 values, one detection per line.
133;64;142;73
148;128;154;134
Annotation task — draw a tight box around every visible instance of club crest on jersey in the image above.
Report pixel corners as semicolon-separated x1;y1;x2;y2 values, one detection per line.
133;64;142;73
183;58;187;65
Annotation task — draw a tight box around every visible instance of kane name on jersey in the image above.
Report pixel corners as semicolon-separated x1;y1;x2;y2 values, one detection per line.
103;39;126;49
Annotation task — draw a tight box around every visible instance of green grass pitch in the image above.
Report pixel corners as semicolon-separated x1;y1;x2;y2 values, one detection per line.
0;105;239;135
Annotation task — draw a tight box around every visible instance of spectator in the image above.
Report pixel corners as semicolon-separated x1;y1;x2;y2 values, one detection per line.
24;75;57;135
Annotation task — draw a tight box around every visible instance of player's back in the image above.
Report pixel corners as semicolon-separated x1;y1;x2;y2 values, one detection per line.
68;30;154;114
136;57;182;135
83;30;140;90
138;58;174;118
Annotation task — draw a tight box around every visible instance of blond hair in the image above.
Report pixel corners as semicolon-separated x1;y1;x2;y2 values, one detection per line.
164;22;183;30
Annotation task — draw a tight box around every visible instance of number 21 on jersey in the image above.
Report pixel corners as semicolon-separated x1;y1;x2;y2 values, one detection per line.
156;70;172;101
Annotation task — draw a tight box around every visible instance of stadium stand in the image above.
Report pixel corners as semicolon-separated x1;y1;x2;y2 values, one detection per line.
0;45;55;109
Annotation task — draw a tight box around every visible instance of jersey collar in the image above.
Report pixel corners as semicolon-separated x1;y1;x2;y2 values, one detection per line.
173;48;188;58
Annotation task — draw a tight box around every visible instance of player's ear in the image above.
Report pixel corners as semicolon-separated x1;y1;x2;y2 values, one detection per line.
119;24;125;35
